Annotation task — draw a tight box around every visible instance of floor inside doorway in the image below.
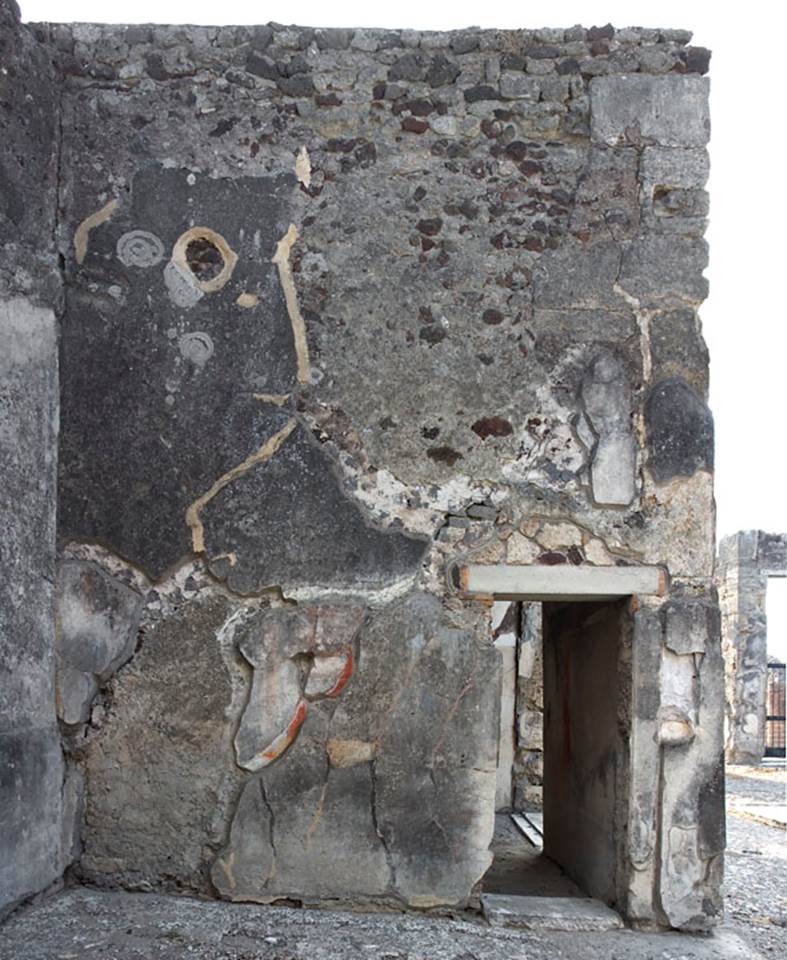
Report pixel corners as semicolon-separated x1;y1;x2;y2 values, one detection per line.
482;813;582;897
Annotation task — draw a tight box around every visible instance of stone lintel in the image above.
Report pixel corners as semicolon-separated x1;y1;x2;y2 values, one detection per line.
459;564;667;601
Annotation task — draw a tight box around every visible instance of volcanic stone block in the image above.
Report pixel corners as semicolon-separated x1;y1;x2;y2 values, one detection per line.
590;75;710;147
640;147;710;191
645;378;714;482
533;240;622;309
619;236;709;306
650;309;709;396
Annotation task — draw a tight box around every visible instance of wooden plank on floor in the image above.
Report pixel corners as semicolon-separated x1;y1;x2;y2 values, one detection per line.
511;812;543;849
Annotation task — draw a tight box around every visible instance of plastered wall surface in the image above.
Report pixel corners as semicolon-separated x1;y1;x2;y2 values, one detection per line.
0;0;67;917
0;0;724;930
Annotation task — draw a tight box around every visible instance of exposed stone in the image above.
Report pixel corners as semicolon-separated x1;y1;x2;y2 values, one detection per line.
650;309;709;397
619;236;709;306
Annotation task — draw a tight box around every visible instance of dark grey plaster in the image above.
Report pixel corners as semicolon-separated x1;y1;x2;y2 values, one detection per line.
645;378;713;482
203;422;428;593
58;166;299;578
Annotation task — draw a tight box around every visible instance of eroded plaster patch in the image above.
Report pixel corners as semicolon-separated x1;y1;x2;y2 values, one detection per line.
295;146;312;189
74;198;118;265
327;739;377;768
272;224;311;383
236;292;259;308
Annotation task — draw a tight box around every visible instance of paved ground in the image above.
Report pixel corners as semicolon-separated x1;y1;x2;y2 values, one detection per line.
483;813;581;897
0;887;762;960
724;765;787;957
0;770;782;960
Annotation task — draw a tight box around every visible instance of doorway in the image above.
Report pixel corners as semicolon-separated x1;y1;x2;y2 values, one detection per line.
483;596;633;912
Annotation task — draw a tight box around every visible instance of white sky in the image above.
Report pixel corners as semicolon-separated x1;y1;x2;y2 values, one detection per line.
19;1;787;656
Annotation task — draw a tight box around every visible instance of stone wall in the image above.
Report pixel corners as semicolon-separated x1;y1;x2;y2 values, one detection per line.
514;602;543;810
0;0;66;917
0;10;724;930
718;530;787;763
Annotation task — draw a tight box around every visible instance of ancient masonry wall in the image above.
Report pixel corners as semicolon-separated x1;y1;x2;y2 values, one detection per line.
0;0;67;916
718;531;787;763
0;1;724;931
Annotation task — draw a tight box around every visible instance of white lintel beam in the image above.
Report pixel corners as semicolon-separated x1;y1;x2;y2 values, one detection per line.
458;564;667;601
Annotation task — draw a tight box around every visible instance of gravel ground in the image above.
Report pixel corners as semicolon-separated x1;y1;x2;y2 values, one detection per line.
0;887;761;960
724;769;787;958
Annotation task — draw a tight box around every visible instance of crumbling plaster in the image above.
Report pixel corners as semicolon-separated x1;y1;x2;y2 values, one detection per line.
0;1;724;932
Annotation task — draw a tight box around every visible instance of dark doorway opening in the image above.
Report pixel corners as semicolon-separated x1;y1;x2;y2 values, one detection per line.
483;598;632;913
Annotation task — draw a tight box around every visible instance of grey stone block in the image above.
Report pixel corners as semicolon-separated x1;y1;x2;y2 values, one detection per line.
650;308;709;396
590;75;710;147
482;892;624;930
619;236;709;306
640;146;710;189
533;240;622;309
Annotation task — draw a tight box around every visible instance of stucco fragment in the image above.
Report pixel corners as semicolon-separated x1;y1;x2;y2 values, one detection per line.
55;560;144;725
74;198;117;265
272;224;311;383
580;352;636;506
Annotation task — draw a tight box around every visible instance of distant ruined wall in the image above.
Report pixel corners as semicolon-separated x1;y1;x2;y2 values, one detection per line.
718;531;787;763
0;7;723;930
0;0;67;917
